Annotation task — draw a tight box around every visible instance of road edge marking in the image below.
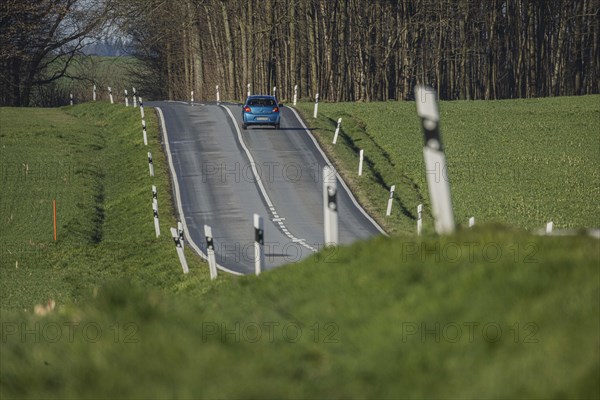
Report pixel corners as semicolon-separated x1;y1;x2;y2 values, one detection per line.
156;106;243;276
287;106;388;236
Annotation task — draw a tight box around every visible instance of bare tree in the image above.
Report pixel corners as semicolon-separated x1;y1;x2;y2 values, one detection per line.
0;0;116;106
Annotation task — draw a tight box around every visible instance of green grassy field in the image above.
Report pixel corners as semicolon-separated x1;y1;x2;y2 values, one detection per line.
0;102;223;310
1;101;598;398
295;96;600;235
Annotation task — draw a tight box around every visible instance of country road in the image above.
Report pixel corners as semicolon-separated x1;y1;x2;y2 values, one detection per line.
148;101;384;274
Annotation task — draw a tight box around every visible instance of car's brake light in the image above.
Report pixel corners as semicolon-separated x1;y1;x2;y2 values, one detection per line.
272;107;279;112
243;106;251;112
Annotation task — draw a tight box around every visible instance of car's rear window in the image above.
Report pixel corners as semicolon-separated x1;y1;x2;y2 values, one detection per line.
248;98;275;107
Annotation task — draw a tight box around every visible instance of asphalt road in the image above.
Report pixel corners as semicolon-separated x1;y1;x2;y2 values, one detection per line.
148;100;385;274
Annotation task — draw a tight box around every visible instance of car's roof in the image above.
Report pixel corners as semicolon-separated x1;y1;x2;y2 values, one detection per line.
246;95;277;100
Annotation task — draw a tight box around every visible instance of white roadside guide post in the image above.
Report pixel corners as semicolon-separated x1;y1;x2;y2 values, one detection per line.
273;86;277;98
69;93;73;106
124;89;129;107
148;152;154;176
170;228;189;274
247;83;251;97
546;221;554;234
190;90;194;105
386;185;396;216
358;149;364;176
108;86;114;104
139;97;145;119
254;214;265;275
293;85;298;106
417;204;423;235
216;85;220;103
142;119;148;145
133;87;137;107
153;197;159;219
469;216;475;227
313;93;319;118
93;84;97;101
415;85;455;234
152;200;160;238
177;221;184;249
323;165;339;246
204;225;218;280
333;118;342;144
152;185;158;224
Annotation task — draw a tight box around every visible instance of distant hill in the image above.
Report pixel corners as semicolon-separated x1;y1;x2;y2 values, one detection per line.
82;37;132;57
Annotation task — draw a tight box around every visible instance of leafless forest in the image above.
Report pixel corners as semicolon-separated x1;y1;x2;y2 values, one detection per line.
1;0;599;105
121;0;599;101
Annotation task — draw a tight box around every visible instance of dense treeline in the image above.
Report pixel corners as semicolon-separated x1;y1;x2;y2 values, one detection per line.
1;0;598;105
120;0;599;102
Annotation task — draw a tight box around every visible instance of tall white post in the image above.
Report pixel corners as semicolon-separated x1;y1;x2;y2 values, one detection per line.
323;166;339;246
546;221;554;234
93;84;97;101
415;85;455;234
216;85;220;103
170;228;189;274
358;149;364;176
254;214;265;275
333;118;342;144
469;216;475;227
293;85;298;106
125;89;129;107
190;90;194;105
148;152;154;176
108;86;113;104
139;97;145;119
247;83;251;98
417;204;423;235
69;93;73;106
386;185;396;216
133;88;137;107
204;225;218;280
273;86;277;98
152;201;160;238
313;93;319;118
142;119;148;145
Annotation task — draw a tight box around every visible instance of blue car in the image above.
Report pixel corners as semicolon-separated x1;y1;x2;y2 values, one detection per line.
241;95;281;130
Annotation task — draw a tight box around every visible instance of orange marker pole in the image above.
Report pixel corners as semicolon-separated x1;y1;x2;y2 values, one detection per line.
53;200;57;241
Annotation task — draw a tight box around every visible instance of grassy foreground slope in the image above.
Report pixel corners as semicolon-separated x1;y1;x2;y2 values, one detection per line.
1;102;598;399
295;96;600;235
1;229;598;398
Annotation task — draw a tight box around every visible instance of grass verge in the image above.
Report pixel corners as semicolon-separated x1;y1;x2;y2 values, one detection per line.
0;102;223;311
294;96;600;235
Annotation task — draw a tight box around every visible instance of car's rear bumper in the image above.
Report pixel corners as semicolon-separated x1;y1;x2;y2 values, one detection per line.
243;114;280;125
